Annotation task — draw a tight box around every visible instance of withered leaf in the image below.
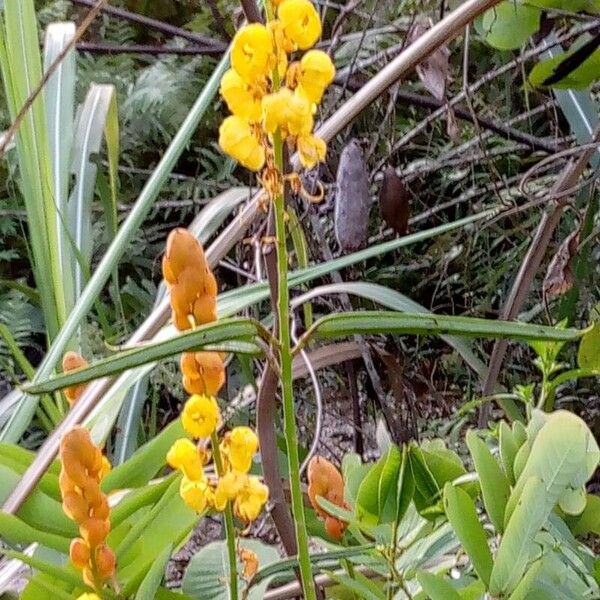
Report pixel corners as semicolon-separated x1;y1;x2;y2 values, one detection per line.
543;228;580;300
334;139;371;252
378;166;410;235
411;19;450;103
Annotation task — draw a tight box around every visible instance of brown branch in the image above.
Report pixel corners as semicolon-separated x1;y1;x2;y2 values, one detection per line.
69;0;227;51
478;129;600;426
0;0;109;158
75;42;223;55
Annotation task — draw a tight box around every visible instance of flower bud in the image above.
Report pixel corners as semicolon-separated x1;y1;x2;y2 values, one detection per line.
62;352;88;406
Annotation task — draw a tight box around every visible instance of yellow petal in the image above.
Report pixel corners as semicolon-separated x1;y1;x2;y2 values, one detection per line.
167;438;205;480
278;0;321;50
297;134;326;168
219;116;266;172
297;49;335;104
181;395;221;439
231;24;274;83
180;476;213;512
220;69;262;122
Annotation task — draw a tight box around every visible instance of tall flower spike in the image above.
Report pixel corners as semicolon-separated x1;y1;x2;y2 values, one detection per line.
59;427;116;591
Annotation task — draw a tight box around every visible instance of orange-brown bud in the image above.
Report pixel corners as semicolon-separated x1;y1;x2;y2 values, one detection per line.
62;352;88;406
63;491;89;523
94;544;116;580
80;517;110;549
69;538;90;569
325;515;347;541
307;456;345;519
181;351;225;396
163;228;208;283
239;547;259;580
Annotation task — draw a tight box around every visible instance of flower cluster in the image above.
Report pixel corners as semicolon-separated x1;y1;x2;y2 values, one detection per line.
167;403;268;523
307;456;349;540
163;228;268;522
218;0;335;180
59;427;116;591
62;351;88;407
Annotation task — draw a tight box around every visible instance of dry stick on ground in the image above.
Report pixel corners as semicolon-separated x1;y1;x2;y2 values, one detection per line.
2;0;506;516
0;0;109;158
478;128;600;427
75;42;223;55
69;0;226;50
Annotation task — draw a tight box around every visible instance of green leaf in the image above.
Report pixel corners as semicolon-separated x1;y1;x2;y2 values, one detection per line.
302;312;581;346
0;512;70;554
324;569;386;600
443;483;493;587
102;420;184;491
395;446;414;525
23;318;261;395
182;539;279;600
505;559;544;600
482;2;541;50
135;543;172;600
505;410;599;524
356;445;402;525
567;494;600;535
466;430;510;532
578;322;600;369
417;571;461;600
489;476;550;596
499;421;518;484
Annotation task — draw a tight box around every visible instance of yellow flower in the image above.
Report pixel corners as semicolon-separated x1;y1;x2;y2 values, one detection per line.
167;438;204;480
231;24;274;84
214;470;247;510
297;134;327;168
220;69;263;122
278;0;321;50
262;88;313;137
223;426;259;473
219;116;266;172
234;476;269;522
297;50;335;103
180;476;214;513
181;395;221;439
76;595;102;600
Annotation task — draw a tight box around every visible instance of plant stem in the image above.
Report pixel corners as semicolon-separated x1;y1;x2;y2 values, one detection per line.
272;132;317;600
264;1;316;595
211;431;239;600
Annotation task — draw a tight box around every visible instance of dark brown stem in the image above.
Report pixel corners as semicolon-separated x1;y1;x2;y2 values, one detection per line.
239;0;264;24
69;0;227;50
75;42;222;55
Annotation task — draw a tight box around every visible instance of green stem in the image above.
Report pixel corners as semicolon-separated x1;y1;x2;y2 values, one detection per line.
211;431;239;600
272;131;317;600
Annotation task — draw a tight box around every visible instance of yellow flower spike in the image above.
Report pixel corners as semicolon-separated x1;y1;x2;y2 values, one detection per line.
180;476;214;513
214;470;247;510
297;50;336;104
231;23;274;84
225;426;259;473
220;69;263;122
297;134;327;168
219;116;266;172
262;88;313;137
167;438;205;481
181;394;221;439
234;476;269;522
278;0;322;50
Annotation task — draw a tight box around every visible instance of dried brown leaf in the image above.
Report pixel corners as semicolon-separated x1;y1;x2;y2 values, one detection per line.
543;228;580;300
378;166;410;235
334;139;371;252
411;19;450;103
